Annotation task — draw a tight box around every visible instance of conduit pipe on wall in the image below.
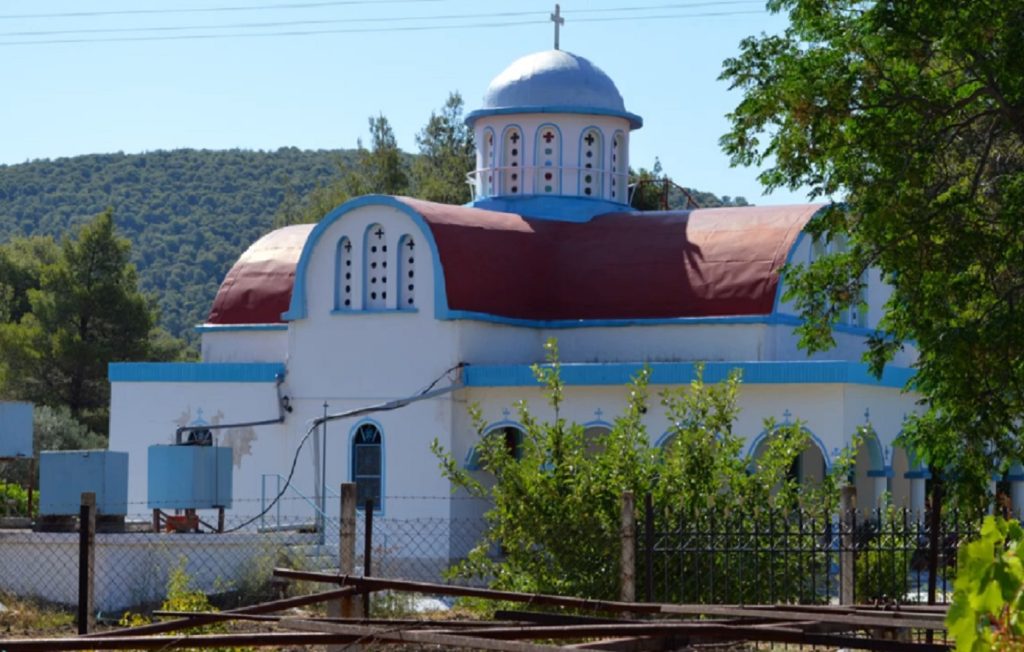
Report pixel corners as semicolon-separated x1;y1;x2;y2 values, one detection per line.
173;373;291;445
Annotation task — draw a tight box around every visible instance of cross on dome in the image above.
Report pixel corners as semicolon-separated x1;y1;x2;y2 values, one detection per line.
550;4;564;50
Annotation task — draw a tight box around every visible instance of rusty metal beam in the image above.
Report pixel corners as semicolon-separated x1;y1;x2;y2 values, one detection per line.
272;570;663;615
85;586;361;638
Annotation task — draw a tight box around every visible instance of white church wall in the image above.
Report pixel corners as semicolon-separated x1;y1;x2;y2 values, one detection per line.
546;324;770;363
109;380;289;517
199;328;288;363
285;202;462;399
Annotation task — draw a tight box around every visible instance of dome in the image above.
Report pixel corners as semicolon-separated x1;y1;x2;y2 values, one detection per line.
465;50;642;129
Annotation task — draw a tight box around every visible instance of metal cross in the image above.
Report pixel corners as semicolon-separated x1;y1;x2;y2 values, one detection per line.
584;132;595;146
594;408;604;419
510;131;520;144
864;407;871;422
343;240;352;252
406;238;415;250
374;228;384;239
782;408;792;424
550;4;564;50
543;130;555;144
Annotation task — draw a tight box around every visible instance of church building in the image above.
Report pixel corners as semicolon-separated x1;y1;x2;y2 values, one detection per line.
108;47;934;533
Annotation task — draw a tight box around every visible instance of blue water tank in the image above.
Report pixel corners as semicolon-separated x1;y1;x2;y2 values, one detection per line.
147;445;233;510
0;402;33;458
38;450;129;516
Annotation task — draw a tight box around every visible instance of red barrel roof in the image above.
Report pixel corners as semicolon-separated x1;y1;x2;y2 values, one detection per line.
207;198;819;325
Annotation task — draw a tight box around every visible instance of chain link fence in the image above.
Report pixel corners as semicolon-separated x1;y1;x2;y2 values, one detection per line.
0;495;489;614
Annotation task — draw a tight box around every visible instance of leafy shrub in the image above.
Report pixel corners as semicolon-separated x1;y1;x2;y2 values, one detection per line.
947;516;1024;651
433;339;850;601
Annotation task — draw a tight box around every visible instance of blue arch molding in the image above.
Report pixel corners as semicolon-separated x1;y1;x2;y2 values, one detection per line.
463;361;915;389
747;425;833;470
109;362;285;383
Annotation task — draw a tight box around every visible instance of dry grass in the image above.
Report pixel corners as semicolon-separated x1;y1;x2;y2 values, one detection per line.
0;592;76;637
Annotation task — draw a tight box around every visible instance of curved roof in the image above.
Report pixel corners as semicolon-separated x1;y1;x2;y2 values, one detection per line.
208;198;820;325
466;50;642;129
207;223;314;325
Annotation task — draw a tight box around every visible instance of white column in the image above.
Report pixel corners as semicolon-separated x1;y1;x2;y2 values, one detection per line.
874;474;889;509
910;477;927;516
1011;482;1024;519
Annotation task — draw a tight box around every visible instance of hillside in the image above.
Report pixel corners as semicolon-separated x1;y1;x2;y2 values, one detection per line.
0;148;355;345
0;149;745;345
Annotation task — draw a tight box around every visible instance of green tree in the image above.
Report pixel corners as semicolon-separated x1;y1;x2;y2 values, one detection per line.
0;236;60;324
0;210;158;433
411;92;475;204
721;0;1024;504
348;113;409;197
433;340;842;600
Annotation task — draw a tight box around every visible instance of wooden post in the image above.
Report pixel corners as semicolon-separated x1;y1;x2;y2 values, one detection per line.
78;492;96;635
327;483;359;652
839;485;856;606
620;491;635;604
217;507;225;534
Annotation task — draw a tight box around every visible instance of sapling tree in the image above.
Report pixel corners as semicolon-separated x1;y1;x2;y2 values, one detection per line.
433;339;852;600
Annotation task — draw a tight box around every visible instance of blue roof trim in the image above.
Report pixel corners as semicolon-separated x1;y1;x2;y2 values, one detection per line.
465;105;643;130
469;194;632;222
464;361;915;389
284;195;447;322
109;362;286;383
194;324;288;333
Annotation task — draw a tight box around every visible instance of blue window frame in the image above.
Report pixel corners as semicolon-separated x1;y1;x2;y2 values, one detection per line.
352;422;382;511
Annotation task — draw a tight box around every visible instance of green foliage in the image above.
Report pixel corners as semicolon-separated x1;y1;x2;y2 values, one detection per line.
947;516;1024;651
629;160;749;210
434;339;845;601
721;0;1024;504
120;559;254;652
412;92;475;204
0;211;162;433
0;148;353;344
854;508;914;603
0;482;34;516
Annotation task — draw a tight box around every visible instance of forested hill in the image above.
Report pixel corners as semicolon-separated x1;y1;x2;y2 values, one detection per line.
0;148;356;344
0;148;745;345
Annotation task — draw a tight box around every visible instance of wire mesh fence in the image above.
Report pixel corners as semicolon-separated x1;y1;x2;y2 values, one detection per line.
639;501;979;605
0;495;490;614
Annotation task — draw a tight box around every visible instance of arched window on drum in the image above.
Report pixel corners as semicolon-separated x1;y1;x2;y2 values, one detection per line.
501;126;523;195
534;124;562;195
579;127;604;198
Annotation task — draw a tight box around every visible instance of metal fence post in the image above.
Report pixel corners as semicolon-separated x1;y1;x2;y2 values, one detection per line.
620;490;635;604
839;485;856;606
363;498;374;617
78;491;96;635
644;493;654;603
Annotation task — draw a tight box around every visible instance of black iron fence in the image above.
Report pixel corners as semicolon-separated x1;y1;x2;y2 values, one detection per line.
639;497;978;605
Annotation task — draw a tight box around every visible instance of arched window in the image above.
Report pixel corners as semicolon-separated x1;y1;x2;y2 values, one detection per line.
610;130;625;201
481;127;496;197
501;126;522;195
334;236;353;310
534;124;562;195
398;234;416;310
579;128;604;198
582;424;610;457
363;224;387;310
351;422;382;511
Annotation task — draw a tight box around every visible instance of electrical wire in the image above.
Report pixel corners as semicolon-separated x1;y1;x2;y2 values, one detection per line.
222;362;465;534
0;9;549;38
0;0;445;21
0;3;769;46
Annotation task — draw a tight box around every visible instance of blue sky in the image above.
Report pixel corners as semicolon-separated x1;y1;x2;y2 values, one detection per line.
0;0;810;204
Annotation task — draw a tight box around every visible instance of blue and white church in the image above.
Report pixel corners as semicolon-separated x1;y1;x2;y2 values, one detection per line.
108;47;944;537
